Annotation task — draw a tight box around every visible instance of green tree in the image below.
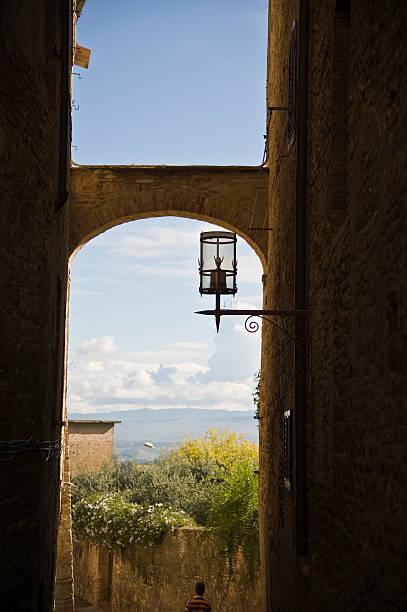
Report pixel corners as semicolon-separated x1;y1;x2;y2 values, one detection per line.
71;457;139;506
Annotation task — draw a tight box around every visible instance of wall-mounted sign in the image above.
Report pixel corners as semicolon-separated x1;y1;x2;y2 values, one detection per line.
74;45;91;69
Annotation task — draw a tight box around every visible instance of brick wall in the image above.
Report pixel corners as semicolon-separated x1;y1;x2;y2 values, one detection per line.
68;421;118;476
259;1;407;610
0;1;71;609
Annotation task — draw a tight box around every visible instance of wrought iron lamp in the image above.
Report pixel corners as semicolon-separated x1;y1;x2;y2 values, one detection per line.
198;231;237;331
196;231;310;333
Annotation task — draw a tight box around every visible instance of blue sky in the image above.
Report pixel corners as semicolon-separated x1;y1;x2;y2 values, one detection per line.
72;0;267;165
67;0;267;419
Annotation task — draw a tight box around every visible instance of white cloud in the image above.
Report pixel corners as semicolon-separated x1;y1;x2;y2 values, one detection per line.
108;226;199;259
193;318;260;383
85;361;105;371
168;341;208;349
81;336;118;354
67;327;259;415
236;254;263;284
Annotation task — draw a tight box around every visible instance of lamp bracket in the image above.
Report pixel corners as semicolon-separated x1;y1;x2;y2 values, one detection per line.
195;308;311;333
268;106;294;114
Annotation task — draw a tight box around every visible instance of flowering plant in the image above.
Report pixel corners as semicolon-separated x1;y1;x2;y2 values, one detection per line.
73;494;193;549
172;428;258;471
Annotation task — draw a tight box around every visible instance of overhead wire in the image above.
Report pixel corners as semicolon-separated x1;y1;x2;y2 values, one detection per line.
0;438;61;462
249;106;293;231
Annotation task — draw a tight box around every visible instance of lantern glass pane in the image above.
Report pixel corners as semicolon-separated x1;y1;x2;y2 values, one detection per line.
201;273;212;292
219;242;235;272
201;240;218;271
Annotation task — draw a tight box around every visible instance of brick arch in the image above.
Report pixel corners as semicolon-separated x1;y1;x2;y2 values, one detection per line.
69;165;269;266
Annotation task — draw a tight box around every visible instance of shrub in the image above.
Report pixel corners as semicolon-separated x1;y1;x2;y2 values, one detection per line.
171;428;258;473
73;493;193;549
71;459;129;506
207;459;259;577
122;452;219;526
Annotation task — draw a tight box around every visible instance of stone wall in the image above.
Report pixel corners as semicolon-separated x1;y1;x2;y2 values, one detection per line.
54;428;74;612
0;1;72;609
73;542;111;608
69;165;269;266
259;1;299;609
74;528;260;611
307;3;406;610
68;421;119;476
259;1;407;610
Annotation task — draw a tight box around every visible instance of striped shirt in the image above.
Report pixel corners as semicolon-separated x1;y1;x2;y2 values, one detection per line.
185;595;212;611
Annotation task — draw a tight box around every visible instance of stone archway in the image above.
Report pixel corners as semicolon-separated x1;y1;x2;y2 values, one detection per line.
69;165;269;265
61;164;269;611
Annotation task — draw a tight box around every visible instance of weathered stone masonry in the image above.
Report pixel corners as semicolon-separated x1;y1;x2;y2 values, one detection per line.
73;528;261;612
69;164;269;263
0;1;72;610
259;1;407;610
54;427;75;612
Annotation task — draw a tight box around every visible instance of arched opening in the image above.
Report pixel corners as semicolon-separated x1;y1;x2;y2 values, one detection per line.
67;215;263;421
67;214;264;608
68;164;269;266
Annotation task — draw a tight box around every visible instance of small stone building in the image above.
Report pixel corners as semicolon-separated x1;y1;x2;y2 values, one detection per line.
68;420;121;476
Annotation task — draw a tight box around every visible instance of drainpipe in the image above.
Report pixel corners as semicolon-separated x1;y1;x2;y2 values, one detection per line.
295;0;310;572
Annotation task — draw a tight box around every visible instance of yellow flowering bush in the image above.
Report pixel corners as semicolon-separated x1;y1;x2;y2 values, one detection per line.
170;429;259;576
171;428;258;473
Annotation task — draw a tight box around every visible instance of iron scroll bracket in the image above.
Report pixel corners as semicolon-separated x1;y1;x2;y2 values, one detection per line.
195;308;311;333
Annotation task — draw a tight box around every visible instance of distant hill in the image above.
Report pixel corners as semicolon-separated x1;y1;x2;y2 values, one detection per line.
68;408;258;462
